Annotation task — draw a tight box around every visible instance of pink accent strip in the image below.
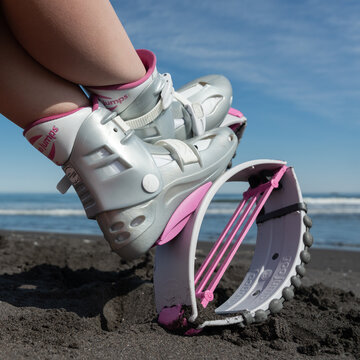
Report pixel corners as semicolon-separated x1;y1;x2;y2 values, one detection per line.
156;182;212;246
158;305;186;330
48;143;56;161
158;305;202;335
23;107;86;136
89;49;156;91
92;96;100;111
28;135;42;145
228;107;244;118
96;94;112;100
195;166;288;308
184;328;202;336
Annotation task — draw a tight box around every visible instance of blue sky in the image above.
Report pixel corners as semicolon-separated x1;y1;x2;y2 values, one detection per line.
0;0;359;193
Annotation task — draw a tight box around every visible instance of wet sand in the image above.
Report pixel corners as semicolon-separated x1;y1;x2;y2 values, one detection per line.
0;230;359;359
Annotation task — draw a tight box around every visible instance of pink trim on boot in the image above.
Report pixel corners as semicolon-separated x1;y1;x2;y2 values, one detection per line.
89;49;156;91
228;107;244;118
23;107;85;136
28;134;42;145
48;143;56;161
156;182;212;246
91;96;100;111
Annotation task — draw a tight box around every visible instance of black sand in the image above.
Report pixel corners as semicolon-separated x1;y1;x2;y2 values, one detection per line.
0;230;359;359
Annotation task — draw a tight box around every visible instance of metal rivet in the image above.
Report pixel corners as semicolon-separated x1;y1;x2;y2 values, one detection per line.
130;216;145;227
114;232;130;244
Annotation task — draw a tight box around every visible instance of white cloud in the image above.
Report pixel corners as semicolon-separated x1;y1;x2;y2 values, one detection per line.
111;0;360;124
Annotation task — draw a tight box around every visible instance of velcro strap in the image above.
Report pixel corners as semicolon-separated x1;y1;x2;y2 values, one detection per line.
124;73;206;136
174;92;206;136
256;202;308;224
156;139;199;170
56;175;72;194
125;73;174;130
56;164;82;194
113;115;131;133
160;73;174;109
125;99;164;129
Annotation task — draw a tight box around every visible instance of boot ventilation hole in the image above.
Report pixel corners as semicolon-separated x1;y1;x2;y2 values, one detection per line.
115;232;130;244
110;221;124;232
96;160;130;178
130;216;145;227
193;138;211;151
106;160;128;175
87;146;113;162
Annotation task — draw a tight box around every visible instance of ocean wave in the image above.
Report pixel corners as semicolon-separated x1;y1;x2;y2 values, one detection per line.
206;204;360;216
303;197;360;205
307;209;360;215
0;209;85;216
213;196;360;205
1;195;360;217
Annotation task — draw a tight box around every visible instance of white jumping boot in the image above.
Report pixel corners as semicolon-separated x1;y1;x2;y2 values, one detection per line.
24;103;237;259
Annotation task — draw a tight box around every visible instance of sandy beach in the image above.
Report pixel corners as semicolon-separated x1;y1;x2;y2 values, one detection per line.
0;230;359;359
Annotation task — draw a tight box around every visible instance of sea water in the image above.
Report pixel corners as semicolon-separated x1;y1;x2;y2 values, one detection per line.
0;193;359;251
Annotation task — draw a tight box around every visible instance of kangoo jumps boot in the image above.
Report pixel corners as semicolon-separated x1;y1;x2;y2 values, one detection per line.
86;49;233;143
24;104;238;260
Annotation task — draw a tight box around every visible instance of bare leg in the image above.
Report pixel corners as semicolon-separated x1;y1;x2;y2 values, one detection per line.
1;0;146;86
0;12;90;128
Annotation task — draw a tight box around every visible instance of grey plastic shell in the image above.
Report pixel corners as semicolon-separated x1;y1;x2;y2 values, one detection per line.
176;74;233;134
90;73;233;144
134;74;233;143
64;107;237;260
64;108;163;218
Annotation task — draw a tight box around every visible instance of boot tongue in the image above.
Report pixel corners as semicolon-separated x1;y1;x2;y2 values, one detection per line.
88;69;160;117
119;68;163;121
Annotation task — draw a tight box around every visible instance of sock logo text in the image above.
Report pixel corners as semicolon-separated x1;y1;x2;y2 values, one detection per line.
38;126;59;153
102;95;128;107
